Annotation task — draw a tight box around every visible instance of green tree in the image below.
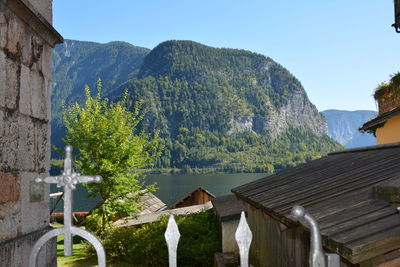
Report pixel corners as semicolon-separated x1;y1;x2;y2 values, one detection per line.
62;80;159;231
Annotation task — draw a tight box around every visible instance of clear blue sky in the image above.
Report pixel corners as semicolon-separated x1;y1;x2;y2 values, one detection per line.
53;0;400;112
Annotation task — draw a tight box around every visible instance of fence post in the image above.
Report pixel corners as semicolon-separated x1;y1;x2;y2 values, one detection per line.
291;205;340;267
29;146;106;267
165;215;181;267
235;211;252;267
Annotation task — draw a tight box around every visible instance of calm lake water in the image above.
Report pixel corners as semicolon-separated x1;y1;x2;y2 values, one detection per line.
50;173;267;211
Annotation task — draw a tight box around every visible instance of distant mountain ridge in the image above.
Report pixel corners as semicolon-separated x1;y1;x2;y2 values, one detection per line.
51;39;150;149
51;39;343;172
322;109;377;148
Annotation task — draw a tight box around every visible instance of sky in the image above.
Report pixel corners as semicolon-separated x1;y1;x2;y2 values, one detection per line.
53;0;400;112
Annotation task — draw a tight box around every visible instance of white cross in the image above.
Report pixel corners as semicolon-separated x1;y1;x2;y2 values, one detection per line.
35;145;101;256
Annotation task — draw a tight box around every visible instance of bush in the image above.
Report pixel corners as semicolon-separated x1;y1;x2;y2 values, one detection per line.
86;210;220;266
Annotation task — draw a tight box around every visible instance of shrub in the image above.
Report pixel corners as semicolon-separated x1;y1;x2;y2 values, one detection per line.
85;210;220;266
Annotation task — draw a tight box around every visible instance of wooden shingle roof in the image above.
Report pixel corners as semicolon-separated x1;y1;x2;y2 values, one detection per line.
232;143;400;264
137;191;167;216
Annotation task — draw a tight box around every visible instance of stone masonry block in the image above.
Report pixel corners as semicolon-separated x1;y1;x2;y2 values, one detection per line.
35;121;50;173
41;44;52;80
44;77;51;120
0;12;6;49
0;50;6;108
0;49;20;110
5;57;19;110
17;115;36;171
19;64;32;116
20;172;50;236
0;173;22;242
0;227;57;267
0;172;20;203
30;35;44;72
0;202;21;242
21;25;32;67
0;110;19;171
30;69;47;120
0;109;4;136
6;14;24;57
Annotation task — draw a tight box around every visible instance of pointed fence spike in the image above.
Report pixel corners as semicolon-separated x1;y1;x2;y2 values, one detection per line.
165;215;180;267
235;211;252;267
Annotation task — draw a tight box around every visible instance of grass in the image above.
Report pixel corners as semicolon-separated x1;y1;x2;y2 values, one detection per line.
54;224;131;267
57;234;99;267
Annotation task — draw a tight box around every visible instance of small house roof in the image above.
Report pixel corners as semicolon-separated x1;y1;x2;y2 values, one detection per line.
171;187;215;209
232;143;400;264
137;191;167;216
360;106;400;132
115;202;213;227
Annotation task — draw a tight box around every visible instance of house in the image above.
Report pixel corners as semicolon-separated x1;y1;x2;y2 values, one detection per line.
171;187;215;209
114;188;214;227
0;0;62;266
231;77;400;267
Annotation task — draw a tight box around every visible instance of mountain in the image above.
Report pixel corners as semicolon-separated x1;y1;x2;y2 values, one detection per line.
51;39;343;172
51;40;150;148
322;109;377;148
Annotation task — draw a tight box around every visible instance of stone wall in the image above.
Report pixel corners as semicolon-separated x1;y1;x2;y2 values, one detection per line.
0;0;62;266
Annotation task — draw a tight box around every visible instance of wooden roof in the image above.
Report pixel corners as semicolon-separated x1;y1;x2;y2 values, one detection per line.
137;191;167;216
171;187;215;209
115;202;213;227
360;106;400;132
232;143;400;264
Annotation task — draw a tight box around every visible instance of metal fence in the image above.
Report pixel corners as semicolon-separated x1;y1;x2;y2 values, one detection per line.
28;146;339;267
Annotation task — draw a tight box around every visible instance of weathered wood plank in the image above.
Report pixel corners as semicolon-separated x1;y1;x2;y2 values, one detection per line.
346;225;400;263
331;214;400;244
318;200;390;230
235;148;399;198
251;155;400;209
322;206;397;236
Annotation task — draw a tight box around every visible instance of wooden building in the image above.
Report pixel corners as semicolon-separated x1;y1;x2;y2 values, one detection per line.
171;187;215;209
232;143;400;266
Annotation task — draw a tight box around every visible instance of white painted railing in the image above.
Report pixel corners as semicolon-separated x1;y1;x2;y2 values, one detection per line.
165;211;253;267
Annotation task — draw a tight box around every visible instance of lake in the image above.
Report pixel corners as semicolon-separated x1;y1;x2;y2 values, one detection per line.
50;173;267;211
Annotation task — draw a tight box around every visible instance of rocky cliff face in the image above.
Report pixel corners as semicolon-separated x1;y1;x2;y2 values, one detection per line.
132;40;328;139
250;90;327;138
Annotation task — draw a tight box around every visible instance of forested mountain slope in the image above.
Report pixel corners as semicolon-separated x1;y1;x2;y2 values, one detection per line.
52;40;343;172
51;40;150;148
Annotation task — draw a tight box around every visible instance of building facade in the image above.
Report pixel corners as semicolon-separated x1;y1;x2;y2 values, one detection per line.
361;73;400;144
0;0;62;265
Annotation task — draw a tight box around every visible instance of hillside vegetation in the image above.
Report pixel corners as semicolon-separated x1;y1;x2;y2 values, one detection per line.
52;40;343;173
